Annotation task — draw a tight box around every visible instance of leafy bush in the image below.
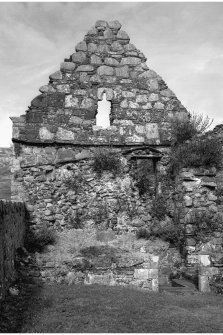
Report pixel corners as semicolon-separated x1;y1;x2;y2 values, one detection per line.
136;228;151;239
190;211;223;243
170;136;223;174
171;112;213;145
151;195;168;220
24;226;57;252
63;171;85;193
136;220;185;250
92;149;122;176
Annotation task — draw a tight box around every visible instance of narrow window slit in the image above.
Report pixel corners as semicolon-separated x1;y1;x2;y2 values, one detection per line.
96;92;111;128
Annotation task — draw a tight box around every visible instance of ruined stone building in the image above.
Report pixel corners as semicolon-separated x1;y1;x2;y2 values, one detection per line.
10;20;189;233
8;19;223;292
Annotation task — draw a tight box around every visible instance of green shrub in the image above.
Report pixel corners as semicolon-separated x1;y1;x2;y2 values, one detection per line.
136;228;151;239
170;136;223;174
63;171;85;193
92;149;122;176
24;226;57;252
171;112;213;145
190;211;223;243
151;195;168;220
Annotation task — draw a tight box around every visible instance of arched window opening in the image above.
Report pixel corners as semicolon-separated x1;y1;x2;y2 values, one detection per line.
96;92;111;128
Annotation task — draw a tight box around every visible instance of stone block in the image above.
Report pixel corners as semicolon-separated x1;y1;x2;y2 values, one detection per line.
80;98;94;109
115;66;129;78
84;272;115;286
97;65;114;76
108;20;122;30
95;20;108;30
65;95;79;108
199;275;211;292
76;65;94;72
46;93;65;107
56;127;74;141
90;55;102;65
49;70;63;80
60;62;76;72
145;123;159;140
88;43;98;53
110;41;124;52
154;102;164;110
39;85;56;93
104;57;119;66
104;28;114;39
117;30;130;41
120;57;141;66
148;93;159;102
136;95;148;103
75;41;87;52
71;52;87;64
56;84;70;94
39;127;54;140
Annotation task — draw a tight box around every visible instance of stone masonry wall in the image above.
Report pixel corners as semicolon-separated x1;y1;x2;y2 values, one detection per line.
0;201;26;301
175;167;223;274
12;144;168;233
11;20;188;147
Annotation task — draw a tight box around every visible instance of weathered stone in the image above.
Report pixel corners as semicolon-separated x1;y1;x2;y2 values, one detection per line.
69;116;83;125
56;84;70;94
65;95;79;108
97;65;114;76
184;195;193;207
108;20;122;31
129;101;139;109
104;28;114;39
110;41;124;52
148;93;159;102
120;99;128;108
160;89;175;98
117;30;130;40
75;41;87;52
71;52;87;64
75;150;91;160
97;88;113;100
115;66;129;78
149;79;159;91
90;74;101;83
120;57;141;66
39;127;54;140
95;20;108;30
60;62;76;72
49;71;63;80
80;98;94;109
76;65;94;72
39;85;56;93
97;44;109;54
145;124;159;140
136;95;148;103
104;57;119;66
201;181;217;188
142;103;152;110
87;43;98;53
90;55;102;65
86;27;98;36
122;91;135;98
154;102;164;109
124;43;137;51
56;127;74;141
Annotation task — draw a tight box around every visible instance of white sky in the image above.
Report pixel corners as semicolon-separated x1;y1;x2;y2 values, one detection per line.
0;1;223;147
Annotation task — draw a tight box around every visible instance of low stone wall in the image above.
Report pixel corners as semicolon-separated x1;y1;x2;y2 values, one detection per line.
0;201;26;301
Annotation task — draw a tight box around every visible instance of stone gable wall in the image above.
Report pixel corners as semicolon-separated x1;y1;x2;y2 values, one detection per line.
0;201;26;301
11;20;188;147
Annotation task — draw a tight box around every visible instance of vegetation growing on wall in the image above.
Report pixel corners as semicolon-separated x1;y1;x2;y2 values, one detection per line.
169;113;223;176
92;149;122;176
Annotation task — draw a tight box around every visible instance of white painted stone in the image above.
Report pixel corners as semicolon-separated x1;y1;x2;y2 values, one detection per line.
56;127;74;141
39;127;54;140
65;95;79;108
145;123;159;140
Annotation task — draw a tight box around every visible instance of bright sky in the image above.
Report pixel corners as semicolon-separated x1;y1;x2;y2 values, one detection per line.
0;2;223;147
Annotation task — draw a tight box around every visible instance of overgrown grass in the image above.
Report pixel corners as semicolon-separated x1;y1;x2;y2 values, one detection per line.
20;283;223;332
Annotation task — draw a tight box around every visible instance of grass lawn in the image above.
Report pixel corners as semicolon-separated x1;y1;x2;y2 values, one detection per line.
19;283;223;333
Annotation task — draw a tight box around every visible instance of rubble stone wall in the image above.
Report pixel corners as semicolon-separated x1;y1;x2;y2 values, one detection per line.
175;167;223;275
0;201;26;301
